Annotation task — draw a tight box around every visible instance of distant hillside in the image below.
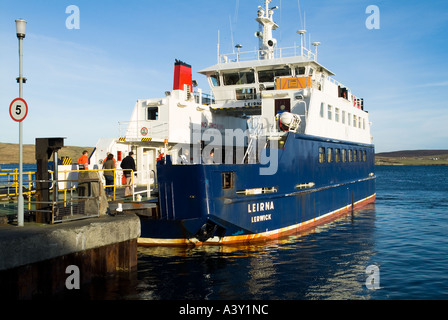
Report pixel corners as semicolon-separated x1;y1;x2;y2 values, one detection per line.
0;142;94;164
376;150;448;157
1;142;447;166
375;149;448;165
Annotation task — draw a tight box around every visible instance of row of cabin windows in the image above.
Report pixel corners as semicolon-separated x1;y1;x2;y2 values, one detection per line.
320;103;366;129
210;66;311;87
318;147;367;164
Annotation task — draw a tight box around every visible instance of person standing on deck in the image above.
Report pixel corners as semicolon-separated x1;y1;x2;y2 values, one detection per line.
120;151;136;197
78;150;89;170
103;153;116;198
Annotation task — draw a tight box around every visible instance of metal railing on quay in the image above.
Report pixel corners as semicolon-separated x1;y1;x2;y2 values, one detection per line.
0;167;157;223
0;177;101;224
0;169;36;206
56;168;135;202
32;178;101;224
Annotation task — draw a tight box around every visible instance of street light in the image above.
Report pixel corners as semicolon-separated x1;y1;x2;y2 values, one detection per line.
15;19;27;39
15;18;26;227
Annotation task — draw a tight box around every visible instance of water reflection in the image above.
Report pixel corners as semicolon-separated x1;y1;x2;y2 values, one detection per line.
132;205;377;300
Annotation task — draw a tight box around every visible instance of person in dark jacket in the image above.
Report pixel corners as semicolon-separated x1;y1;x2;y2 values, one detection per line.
103;153;116;197
120;152;136;197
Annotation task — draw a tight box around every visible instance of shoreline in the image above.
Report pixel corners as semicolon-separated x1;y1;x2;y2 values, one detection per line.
1;142;447;166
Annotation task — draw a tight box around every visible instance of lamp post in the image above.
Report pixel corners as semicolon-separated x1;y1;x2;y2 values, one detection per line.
15;18;26;227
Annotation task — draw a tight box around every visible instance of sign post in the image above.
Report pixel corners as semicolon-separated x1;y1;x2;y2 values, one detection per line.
14;18;27;227
10;97;28;227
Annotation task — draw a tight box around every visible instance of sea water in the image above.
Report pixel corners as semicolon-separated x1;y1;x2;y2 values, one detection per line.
83;165;448;300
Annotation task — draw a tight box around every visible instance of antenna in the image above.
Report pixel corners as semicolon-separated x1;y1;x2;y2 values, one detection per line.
229;15;235;53
234;0;239;26
217;29;220;63
304;12;306;36
298;0;304;30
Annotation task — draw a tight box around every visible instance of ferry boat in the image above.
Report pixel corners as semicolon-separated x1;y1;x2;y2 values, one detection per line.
91;0;375;245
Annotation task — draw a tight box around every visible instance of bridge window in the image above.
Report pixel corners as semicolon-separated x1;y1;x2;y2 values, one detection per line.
210;73;220;87
223;71;255;85
295;66;306;75
236;88;257;100
258;67;291;83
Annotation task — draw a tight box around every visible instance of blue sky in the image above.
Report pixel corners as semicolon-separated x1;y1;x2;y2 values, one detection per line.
1;0;447;152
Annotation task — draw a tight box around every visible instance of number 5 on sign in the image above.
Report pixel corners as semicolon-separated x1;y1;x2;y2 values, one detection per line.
9;98;28;122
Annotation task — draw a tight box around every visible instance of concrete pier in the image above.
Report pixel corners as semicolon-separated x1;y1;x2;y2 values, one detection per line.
0;213;140;299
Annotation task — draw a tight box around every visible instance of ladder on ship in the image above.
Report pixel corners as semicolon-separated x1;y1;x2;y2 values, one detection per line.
243;116;265;163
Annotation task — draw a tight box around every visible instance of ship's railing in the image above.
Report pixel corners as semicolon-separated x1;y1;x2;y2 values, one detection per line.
325;76;352;96
194;91;215;105
219;45;316;64
131;169;155;201
118;121;169;141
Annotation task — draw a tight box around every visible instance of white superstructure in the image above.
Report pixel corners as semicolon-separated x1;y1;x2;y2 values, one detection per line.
90;0;372;185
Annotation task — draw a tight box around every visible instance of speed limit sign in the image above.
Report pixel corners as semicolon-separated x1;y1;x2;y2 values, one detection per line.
9;98;28;122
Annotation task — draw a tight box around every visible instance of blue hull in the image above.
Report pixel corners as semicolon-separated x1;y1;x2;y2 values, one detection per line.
138;132;375;245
